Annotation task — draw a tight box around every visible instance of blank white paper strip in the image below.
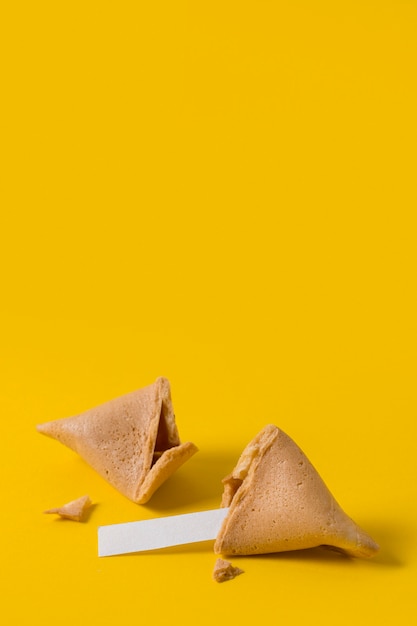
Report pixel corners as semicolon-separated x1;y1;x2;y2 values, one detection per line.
98;508;230;557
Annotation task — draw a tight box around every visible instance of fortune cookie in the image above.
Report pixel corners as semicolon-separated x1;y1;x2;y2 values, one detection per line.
37;377;198;504
214;425;379;558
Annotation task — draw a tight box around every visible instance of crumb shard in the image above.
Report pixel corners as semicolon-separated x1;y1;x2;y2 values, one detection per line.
44;495;92;522
213;558;244;583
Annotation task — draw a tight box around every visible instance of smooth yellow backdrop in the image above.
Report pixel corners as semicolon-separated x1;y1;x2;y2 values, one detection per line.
1;1;416;624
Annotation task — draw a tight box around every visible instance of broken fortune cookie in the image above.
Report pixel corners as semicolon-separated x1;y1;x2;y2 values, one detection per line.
37;377;198;504
214;424;379;558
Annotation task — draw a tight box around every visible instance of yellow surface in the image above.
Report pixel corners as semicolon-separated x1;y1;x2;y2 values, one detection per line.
1;1;416;623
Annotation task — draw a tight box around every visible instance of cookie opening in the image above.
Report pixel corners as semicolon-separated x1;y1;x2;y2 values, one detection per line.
220;425;279;508
151;396;181;467
221;444;261;506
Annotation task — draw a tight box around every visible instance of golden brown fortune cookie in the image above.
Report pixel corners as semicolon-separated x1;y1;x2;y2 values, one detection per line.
214;425;379;558
37;377;198;504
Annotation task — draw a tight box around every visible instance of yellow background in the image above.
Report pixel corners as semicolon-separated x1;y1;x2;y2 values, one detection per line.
1;1;416;623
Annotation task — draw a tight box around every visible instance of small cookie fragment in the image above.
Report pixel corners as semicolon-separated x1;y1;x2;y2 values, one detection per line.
44;495;92;522
213;558;244;583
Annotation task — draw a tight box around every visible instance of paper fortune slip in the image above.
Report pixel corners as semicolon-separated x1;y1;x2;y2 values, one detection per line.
98;508;230;557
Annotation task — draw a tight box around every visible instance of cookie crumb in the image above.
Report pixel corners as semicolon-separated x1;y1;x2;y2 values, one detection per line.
44;495;92;522
213;558;244;582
